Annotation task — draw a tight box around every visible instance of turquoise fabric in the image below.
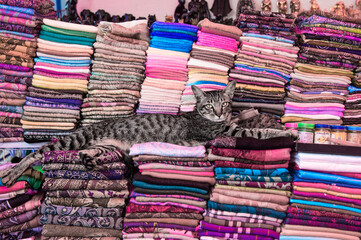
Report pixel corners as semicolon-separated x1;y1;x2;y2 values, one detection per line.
291;199;361;214
132;180;208;194
208;201;286;219
39;34;94;46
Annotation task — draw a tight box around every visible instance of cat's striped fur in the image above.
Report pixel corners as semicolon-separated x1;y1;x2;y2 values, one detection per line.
0;81;294;186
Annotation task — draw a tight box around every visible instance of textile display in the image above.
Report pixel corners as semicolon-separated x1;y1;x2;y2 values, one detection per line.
40;149;130;239
124;142;212;239
280;145;361;239
0;1;55;144
233;10;298;117
81;20;150;125
199;135;294;240
282;12;357;124
180;19;242;112
0;162;44;239
21;19;97;142
137;21;198;115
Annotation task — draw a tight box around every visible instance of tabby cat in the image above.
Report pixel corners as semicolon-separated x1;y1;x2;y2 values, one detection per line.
0;81;294;186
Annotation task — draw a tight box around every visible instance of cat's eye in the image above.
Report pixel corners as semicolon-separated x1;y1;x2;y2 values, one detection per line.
222;102;229;107
205;104;213;109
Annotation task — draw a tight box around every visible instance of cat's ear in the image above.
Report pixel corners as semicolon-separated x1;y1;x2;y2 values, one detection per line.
191;85;206;100
222;81;236;99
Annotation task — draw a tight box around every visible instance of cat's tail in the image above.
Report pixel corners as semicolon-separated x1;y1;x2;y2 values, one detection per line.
0;125;96;186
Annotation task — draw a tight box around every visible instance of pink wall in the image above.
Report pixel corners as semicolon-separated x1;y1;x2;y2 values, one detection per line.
77;0;357;22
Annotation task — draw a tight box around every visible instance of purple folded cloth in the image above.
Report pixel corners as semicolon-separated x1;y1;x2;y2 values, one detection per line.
123;222;196;232
34;69;91;78
0;63;32;72
25;96;82;106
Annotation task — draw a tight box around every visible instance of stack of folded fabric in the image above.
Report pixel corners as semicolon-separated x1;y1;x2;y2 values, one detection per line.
40;149;129;240
0;0;56;143
281;145;361;240
231;19;299;116
236;10;297;41
199;135;295;240
81;20;150;125
344;85;361;125
0;162;44;239
282;12;359;125
124;142;214;240
137;21;198;115
180;19;242;112
21;19;97;142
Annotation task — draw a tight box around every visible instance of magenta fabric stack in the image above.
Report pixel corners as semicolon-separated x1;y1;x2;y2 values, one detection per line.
180;20;241;112
136;21;198;115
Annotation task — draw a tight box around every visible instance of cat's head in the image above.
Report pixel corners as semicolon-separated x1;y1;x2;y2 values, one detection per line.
192;81;236;122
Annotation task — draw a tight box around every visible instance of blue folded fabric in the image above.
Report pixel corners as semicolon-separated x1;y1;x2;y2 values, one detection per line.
0;30;34;38
348;85;361;93
37;57;91;65
242;33;294;44
25;101;81;110
235;63;290;81
151;27;197;36
0;4;35;15
187;81;227;87
150;36;193;52
215;174;292;182
293;170;361;188
0;105;23;114
215;168;289;176
25;96;82;106
133;180;208;194
35;58;91;67
291;199;361;214
208;201;286;219
39;34;94;46
151;31;197;41
151;21;198;33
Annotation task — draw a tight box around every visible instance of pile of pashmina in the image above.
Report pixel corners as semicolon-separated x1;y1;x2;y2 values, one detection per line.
232;11;298;117
39;149;129;240
281;144;361;240
199;135;294;240
21;19;97;142
282;12;358;125
180;19;241;112
137;21;198;115
125;142;213;239
0;0;55;143
81;20;150;125
345;84;361;125
236;10;297;41
0;162;44;239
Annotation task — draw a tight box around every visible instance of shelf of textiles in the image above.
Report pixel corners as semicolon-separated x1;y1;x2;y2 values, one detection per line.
124;142;212;239
137;21;199;115
0;162;44;239
282;12;361;125
281;143;361;240
0;0;56;143
180;19;242;112
39;149;130;240
81;20;150;125
21;19;97;142
232;10;298;118
198;135;295;239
